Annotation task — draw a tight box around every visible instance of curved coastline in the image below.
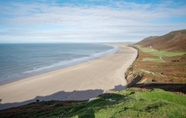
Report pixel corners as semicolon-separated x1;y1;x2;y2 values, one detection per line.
0;43;119;85
0;44;137;110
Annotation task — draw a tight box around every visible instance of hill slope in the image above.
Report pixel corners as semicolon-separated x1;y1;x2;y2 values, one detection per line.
136;29;186;52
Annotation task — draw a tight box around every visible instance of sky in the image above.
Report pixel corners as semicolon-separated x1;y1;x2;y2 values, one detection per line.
0;0;186;43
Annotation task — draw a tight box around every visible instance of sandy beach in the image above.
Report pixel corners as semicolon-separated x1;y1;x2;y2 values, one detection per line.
0;44;137;109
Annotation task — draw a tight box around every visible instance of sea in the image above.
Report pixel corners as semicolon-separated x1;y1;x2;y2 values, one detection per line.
0;43;119;85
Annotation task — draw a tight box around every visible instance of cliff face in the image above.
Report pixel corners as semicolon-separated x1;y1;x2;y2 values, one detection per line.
136;29;186;52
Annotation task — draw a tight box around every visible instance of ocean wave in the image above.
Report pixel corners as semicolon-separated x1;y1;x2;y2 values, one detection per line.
23;44;119;74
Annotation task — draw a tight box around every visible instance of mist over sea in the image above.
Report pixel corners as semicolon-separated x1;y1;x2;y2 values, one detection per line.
0;43;119;85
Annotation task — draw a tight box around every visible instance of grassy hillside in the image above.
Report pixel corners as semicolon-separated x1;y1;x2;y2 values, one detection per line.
136;29;186;52
126;45;186;86
126;30;186;86
0;88;186;118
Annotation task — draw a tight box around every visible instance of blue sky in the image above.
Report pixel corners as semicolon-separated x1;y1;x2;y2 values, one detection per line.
0;0;186;43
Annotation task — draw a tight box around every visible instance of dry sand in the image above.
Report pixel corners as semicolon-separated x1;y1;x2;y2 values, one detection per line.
0;44;137;109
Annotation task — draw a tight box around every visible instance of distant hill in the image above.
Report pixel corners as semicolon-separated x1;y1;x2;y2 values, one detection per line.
136;29;186;52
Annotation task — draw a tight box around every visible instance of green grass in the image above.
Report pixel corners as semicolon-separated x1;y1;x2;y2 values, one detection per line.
135;45;157;53
151;51;185;57
134;89;186;106
33;89;186;118
1;88;186;118
142;57;162;62
71;89;186;118
135;45;185;57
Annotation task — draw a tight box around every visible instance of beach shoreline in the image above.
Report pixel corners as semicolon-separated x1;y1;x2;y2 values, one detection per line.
0;43;119;86
0;44;137;110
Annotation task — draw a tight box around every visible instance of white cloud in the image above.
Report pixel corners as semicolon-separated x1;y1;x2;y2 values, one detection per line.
0;1;186;43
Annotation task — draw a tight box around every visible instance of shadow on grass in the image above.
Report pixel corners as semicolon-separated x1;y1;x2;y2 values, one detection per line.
67;92;125;118
78;108;95;118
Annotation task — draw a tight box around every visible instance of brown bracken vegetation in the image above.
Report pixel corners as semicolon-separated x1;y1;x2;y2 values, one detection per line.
127;49;186;83
126;29;186;93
